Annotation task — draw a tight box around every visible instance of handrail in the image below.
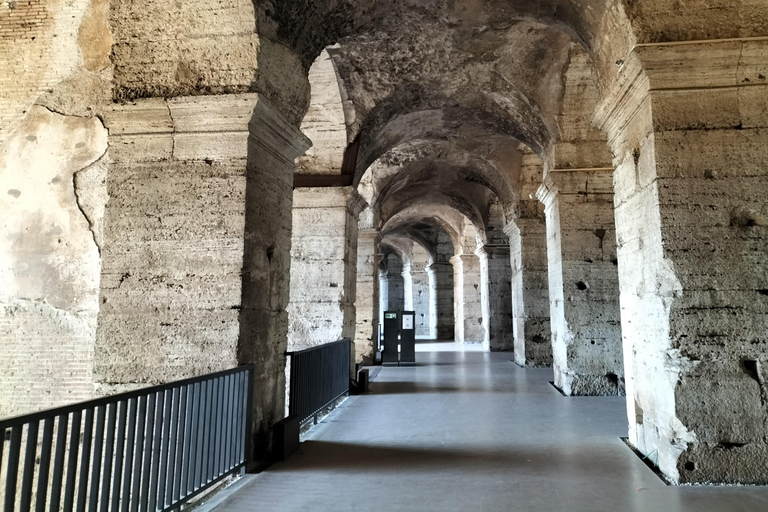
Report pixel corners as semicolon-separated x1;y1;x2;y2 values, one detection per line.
0;365;254;512
287;339;351;426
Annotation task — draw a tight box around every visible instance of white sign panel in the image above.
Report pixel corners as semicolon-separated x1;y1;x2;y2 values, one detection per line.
402;314;414;330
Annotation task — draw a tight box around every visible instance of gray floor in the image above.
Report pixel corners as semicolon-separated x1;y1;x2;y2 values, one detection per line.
213;343;768;511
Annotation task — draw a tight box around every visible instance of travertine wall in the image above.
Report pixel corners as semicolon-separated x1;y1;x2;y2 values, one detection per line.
597;40;768;484
287;187;366;350
485;245;514;351
411;246;431;338
384;254;405;312
0;106;107;417
509;152;552;366
434;231;455;340
296;49;348;176
538;170;623;396
353;227;380;363
94;94;310;466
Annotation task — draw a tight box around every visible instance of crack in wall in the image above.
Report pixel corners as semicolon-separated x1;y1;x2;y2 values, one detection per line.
73;150;107;256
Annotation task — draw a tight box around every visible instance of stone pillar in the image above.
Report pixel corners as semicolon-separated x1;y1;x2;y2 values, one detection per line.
287;187;367;350
378;268;389;323
485;244;514;352
353;228;380;364
426;264;438;339
386;255;405;311
537;169;623;396
451;253;485;344
432;262;454;340
411;259;431;338
402;260;414;311
595;40;768;484
95;94;310;468
507;220;552;367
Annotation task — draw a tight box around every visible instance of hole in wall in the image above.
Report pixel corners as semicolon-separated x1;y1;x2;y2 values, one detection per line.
684;461;696;471
266;245;275;262
758;290;768;296
576;281;588;291
717;441;748;450
742;359;761;384
632;148;640;167
590;340;596;345
606;372;619;388
635;403;644;424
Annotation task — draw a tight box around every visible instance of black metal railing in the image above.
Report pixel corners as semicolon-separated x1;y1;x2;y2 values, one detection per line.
287;339;351;426
0;365;253;512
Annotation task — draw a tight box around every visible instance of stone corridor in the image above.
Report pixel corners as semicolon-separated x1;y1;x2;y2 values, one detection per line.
207;344;768;512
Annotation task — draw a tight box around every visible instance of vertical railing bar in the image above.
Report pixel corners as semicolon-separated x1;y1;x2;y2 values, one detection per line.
35;418;54;512
148;391;165;511
174;386;189;502
223;374;234;470
113;400;130;512
76;408;95;512
128;395;146;512
216;377;226;476
49;414;69;512
63;411;83;511
235;373;244;465
19;420;40;511
100;403;118;512
164;387;180;508
206;379;219;483
4;425;22;512
186;383;201;495
196;381;210;490
87;406;106;512
244;368;254;468
184;383;199;497
212;377;223;478
138;393;156;512
155;389;173;510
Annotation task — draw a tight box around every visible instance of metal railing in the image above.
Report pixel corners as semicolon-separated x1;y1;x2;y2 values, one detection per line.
0;365;253;512
287;339;351;426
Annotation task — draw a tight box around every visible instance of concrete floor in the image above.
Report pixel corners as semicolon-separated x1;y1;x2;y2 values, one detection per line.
212;343;768;511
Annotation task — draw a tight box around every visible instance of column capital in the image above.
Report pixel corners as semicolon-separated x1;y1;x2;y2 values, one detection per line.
594;38;768;144
481;244;511;258
293;186;369;215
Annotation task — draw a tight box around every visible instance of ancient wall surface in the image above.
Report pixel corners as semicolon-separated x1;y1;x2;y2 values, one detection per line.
296;49;348;175
538;170;623;396
434;230;455;340
598;40;768;484
385;254;405;312
486;245;514;352
287;187;365;350
509;152;552;367
353;227;379;363
0;106;107;416
411;246;431;338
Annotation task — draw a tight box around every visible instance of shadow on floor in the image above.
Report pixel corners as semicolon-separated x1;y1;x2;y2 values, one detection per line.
269;440;634;482
369;380;515;395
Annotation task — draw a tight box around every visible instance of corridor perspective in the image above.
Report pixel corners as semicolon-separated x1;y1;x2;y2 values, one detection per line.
3;0;768;510
211;344;768;512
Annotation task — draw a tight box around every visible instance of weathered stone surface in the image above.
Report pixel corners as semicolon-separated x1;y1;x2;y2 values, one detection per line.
0;106;107;416
287;187;366;351
538;169;623;396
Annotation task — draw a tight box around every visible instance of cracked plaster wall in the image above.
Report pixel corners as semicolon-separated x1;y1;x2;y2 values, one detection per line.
0;106;107;416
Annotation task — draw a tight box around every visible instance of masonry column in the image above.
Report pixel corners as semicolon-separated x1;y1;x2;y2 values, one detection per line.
353;228;380;364
537;169;623;396
508;153;552;367
411;258;431;338
95;95;310;467
287;186;367;352
595;40;768;484
484;244;514;352
386;254;405;311
451;252;486;345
